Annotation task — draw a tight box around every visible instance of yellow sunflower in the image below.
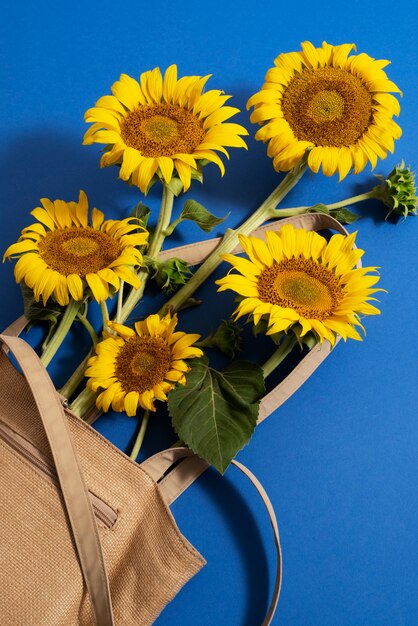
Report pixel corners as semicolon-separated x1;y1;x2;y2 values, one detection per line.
83;64;248;193
247;41;402;179
85;313;203;415
3;191;148;305
216;224;382;345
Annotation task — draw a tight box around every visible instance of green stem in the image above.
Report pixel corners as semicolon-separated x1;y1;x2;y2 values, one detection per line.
163;215;182;237
130;411;151;460
162;160;308;315
262;334;299;379
274;190;376;217
58;351;92;399
115;280;124;323
100;301;109;328
119;185;175;324
69;386;98;419
40;298;81;367
76;313;98;346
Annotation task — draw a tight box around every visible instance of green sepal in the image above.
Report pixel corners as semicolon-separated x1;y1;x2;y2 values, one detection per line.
190;164;204;184
168;356;265;474
198;320;243;358
291;324;318;350
165;176;184;197
178;199;229;233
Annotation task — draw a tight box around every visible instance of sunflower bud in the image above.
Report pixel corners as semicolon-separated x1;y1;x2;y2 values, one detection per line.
373;162;418;219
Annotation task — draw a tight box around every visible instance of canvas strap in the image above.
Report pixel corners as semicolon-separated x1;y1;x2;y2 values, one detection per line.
0;334;115;626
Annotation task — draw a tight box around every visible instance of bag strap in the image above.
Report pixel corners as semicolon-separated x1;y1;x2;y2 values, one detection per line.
0;334;115;626
2;314;28;338
158;211;358;265
142;448;281;626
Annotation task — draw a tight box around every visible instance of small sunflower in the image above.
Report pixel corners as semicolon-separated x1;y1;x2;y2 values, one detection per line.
85;313;203;415
247;41;402;179
216;224;382;345
3;191;148;305
83;65;248;193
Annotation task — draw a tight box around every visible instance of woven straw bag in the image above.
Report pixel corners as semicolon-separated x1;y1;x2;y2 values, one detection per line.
0;213;356;625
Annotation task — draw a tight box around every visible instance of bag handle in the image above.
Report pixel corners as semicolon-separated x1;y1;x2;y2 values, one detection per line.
158;211;359;266
0;334;115;626
142;448;281;626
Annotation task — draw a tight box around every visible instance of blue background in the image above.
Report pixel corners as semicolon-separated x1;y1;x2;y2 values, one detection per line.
1;1;417;624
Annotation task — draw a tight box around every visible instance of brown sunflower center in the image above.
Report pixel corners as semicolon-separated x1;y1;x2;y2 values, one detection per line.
257;257;344;319
120;103;205;157
38;227;122;276
281;66;373;147
115;336;172;393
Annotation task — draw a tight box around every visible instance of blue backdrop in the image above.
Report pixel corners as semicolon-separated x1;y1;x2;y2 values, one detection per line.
1;1;417;624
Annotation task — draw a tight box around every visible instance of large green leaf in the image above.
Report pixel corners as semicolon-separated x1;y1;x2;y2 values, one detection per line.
168;356;265;473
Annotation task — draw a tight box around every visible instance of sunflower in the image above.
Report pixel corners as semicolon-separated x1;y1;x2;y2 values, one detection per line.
3;191;148;305
216;224;382;345
85;313;203;415
247;41;402;179
83;65;248;193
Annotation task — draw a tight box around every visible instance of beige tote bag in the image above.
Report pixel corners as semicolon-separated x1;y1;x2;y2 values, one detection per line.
0;213;356;625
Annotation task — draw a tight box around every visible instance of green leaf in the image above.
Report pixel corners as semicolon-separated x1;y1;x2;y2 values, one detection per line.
198;320;243;358
308;203;359;224
308;203;331;215
129;202;151;253
130;202;151;228
20;284;66;348
177;297;202;312
168;356;265;473
179;199;229;233
329;207;360;224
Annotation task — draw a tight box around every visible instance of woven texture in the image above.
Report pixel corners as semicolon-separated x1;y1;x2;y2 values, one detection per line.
0;350;205;625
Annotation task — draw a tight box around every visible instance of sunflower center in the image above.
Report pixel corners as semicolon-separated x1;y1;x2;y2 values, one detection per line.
120;103;205;157
115;336;172;393
308;90;345;122
281;66;373;147
143;115;179;141
257;257;344;319
62;236;99;256
38;227;122;276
